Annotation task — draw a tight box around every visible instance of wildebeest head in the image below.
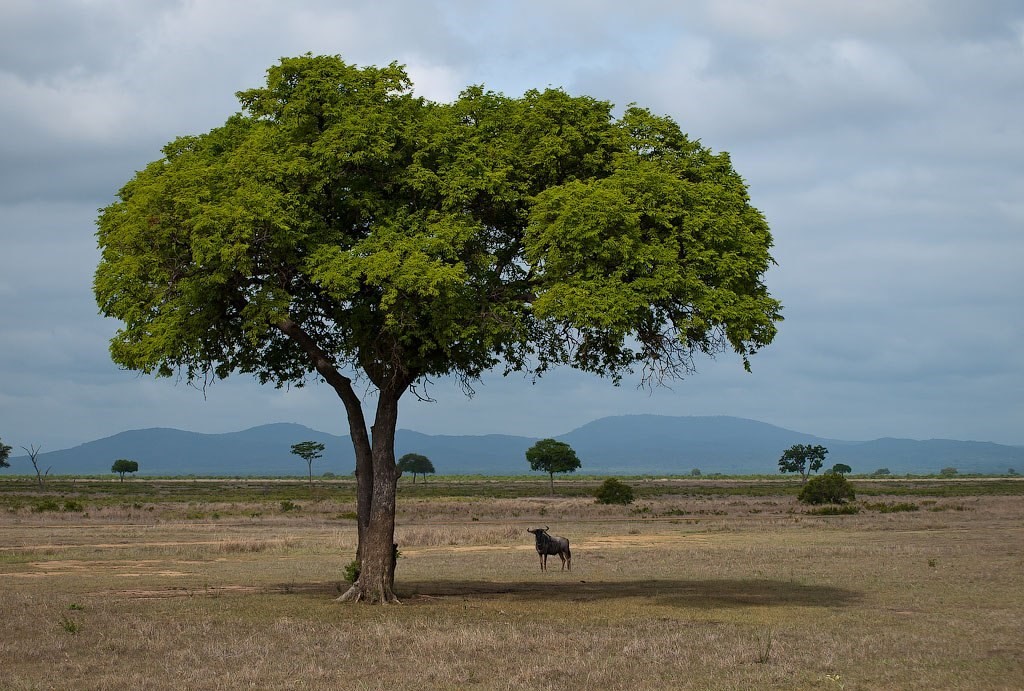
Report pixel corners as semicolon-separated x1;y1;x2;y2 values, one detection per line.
527;526;551;548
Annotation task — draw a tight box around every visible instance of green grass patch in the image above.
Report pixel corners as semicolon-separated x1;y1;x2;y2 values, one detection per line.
863;501;920;513
805;504;861;515
0;476;1019;511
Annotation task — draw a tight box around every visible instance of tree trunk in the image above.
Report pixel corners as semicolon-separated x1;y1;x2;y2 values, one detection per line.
549;472;555;495
339;386;403;603
274;319;410;605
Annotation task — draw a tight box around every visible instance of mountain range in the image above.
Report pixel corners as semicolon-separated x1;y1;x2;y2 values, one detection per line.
6;415;1023;477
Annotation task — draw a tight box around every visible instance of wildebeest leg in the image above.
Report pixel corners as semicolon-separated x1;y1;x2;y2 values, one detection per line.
559;552;567;570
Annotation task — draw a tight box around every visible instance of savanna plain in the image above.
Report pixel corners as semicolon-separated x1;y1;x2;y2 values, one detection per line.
1;476;1022;690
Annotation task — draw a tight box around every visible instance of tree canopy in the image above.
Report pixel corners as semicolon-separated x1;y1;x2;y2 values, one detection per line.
778;444;829;482
397;453;435;483
527;438;582;493
111;458;139;481
94;54;781;603
291;441;326;485
0;437;11;468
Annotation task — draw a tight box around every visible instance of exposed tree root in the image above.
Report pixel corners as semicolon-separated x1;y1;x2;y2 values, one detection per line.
336;582;401;604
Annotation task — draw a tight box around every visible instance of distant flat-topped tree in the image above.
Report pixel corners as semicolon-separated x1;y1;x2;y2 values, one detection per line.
397;453;435;484
291;441;326;487
111;459;139;482
95;54;781;603
527;439;582;494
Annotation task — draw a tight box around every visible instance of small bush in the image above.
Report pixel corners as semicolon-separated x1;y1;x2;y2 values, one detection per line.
59;616;81;634
32;499;61;513
343;544;401;584
595;478;634;505
62;500;84;512
343;559;360;583
798;472;855;505
280;500;300;513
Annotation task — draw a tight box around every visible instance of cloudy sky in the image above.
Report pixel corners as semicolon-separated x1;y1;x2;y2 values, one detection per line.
1;0;1022;453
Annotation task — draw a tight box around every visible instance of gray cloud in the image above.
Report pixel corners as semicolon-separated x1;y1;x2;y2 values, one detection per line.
1;1;1022;455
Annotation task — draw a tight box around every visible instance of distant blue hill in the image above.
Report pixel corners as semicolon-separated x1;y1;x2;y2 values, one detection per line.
5;415;1022;477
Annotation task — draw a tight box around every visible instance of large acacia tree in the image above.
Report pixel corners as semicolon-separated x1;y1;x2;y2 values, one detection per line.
95;55;781;603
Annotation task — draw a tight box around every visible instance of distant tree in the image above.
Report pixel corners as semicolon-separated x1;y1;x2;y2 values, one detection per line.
1008;468;1019;477
595;478;634;505
798;472;856;505
871;467;892;477
397;453;435;483
111;459;139;482
22;445;48;489
0;437;11;468
831;463;852;475
939;467;958;478
527;439;582;494
690;468;701;477
778;444;829;483
291;441;326;487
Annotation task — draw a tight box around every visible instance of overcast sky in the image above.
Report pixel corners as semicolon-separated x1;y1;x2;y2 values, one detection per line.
1;0;1022;453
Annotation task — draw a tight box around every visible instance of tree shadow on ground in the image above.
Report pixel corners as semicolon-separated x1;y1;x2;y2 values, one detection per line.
392;578;860;609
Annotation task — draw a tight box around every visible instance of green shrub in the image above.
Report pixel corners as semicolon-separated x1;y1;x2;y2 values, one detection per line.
280;500;300;512
343;545;400;584
59;615;81;634
798;472;855;505
343;558;360;584
595;478;634;505
32;499;61;513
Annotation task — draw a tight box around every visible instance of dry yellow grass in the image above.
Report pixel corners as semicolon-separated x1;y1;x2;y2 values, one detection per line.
1;490;1022;689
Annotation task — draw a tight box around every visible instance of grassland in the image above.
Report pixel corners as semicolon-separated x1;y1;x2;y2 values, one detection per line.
1;476;1022;689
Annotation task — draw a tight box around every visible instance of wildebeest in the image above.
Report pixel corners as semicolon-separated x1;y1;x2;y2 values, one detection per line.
526;526;571;571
